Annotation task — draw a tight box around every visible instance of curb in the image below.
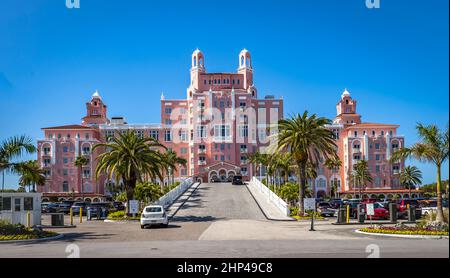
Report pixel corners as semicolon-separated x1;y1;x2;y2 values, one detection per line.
354;229;449;239
168;182;202;219
245;183;296;222
41;225;77;229
0;233;64;244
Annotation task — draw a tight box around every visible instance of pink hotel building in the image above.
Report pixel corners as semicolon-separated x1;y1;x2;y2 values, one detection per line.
37;49;417;202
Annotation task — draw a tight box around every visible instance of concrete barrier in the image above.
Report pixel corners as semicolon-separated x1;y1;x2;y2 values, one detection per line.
154;177;194;209
248;177;290;217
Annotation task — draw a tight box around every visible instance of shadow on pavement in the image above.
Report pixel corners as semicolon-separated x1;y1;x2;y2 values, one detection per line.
171;215;224;222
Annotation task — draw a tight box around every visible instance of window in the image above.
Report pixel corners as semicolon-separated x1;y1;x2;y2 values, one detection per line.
375;143;380;150
164;131;172;142
381;131;384;136
214;125;231;140
181;119;187;125
24;197;33;211
150;130;159;140
353;154;361;160
240;145;247;152
241;167;248;174
165;107;172;114
239;102;246;108
181;168;187;176
82;146;90;154
375;165;380;172
354;131;358;137
392;143;399;149
220;101;225;108
181;148;188;154
62;146;68;153
14;198;21;211
258;128;267;141
220;155;225;161
165;119;172;125
220;144;225;151
63;158;69;164
375;154;380;161
238;125;249;137
180;108;186;114
85;133;90;140
241;156;247;163
58;134;61;139
197;126;207;138
179;130;188;141
136;130;144;139
83;169;90;178
1;197;11;211
63;169;68;176
353;144;360;149
43;147;51;155
372;130;376;136
44;158;51;167
62;181;69;192
374;177;381;186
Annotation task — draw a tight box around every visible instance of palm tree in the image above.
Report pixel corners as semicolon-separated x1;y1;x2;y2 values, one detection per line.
324;157;342;198
248;151;269;181
391;123;448;223
276;152;292;185
0;135;36;191
351;160;373;200
275;112;338;215
74;156;89;199
400;165;422;198
18;160;46;192
93;130;166;215
163;149;187;187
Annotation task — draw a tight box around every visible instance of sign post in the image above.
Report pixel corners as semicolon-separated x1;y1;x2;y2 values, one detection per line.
304;198;316;231
366;203;375;226
129;200;139;218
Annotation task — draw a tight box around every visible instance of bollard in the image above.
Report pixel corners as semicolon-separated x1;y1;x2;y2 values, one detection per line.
27;211;31;228
346;205;350;224
79;207;83;223
389;203;397;223
408;206;416;222
337;208;346;224
357;204;365;223
70;208;73;226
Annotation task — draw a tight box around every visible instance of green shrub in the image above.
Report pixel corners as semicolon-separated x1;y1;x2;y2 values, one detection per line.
107;210;141;220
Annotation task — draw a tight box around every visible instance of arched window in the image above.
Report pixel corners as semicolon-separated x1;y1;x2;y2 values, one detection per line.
193;57;197;67
241;56;245;67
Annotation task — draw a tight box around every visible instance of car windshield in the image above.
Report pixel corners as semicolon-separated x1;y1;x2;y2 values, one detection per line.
145;207;162;213
374;203;383;209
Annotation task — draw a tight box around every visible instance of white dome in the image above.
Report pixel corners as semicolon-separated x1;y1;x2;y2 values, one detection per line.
92;90;101;99
341;88;350;98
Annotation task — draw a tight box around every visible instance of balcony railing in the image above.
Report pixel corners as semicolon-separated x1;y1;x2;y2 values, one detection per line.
198;161;207;165
393;169;400;174
240;149;248;153
198;149;206;154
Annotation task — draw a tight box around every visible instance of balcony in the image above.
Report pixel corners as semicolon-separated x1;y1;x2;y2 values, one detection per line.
198;149;206;154
240;160;248;165
240;149;248;154
198;161;207;166
392;169;400;175
241;171;248;176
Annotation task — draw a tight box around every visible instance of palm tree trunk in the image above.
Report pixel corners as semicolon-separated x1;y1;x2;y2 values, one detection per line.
436;165;445;223
297;164;306;216
80;166;83;200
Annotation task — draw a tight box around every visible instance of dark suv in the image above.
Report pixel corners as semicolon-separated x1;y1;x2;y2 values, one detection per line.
232;175;244;185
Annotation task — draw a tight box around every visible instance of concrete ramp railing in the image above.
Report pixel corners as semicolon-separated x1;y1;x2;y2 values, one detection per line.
154;177;194;209
249;176;290;216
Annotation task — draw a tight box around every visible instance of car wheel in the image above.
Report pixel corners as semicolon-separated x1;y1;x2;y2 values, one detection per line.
141;225;145;229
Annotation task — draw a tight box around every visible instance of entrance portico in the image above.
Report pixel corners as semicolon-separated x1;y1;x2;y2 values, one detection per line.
206;162;241;182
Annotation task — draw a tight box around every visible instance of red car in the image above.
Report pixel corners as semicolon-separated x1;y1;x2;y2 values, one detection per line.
361;201;389;220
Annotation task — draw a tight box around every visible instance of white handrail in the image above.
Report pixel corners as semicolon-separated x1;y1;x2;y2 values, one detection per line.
154;177;194;209
250;177;290;216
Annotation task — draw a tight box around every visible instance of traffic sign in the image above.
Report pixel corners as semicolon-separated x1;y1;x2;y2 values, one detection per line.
304;198;316;211
366;203;375;216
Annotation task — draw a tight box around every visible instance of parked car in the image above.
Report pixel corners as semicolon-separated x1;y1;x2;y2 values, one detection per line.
363;202;389;220
396;199;422;219
316;202;335;217
232;174;244;185
211;176;221;183
86;203;109;219
41;202;59;213
329;199;344;209
140;205;169;228
57;203;73;214
343;200;361;219
112;201;125;211
71;202;88;215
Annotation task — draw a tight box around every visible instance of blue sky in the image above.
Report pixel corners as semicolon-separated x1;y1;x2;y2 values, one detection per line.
0;0;448;188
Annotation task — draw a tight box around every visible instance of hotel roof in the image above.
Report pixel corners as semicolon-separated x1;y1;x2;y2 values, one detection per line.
42;124;94;130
